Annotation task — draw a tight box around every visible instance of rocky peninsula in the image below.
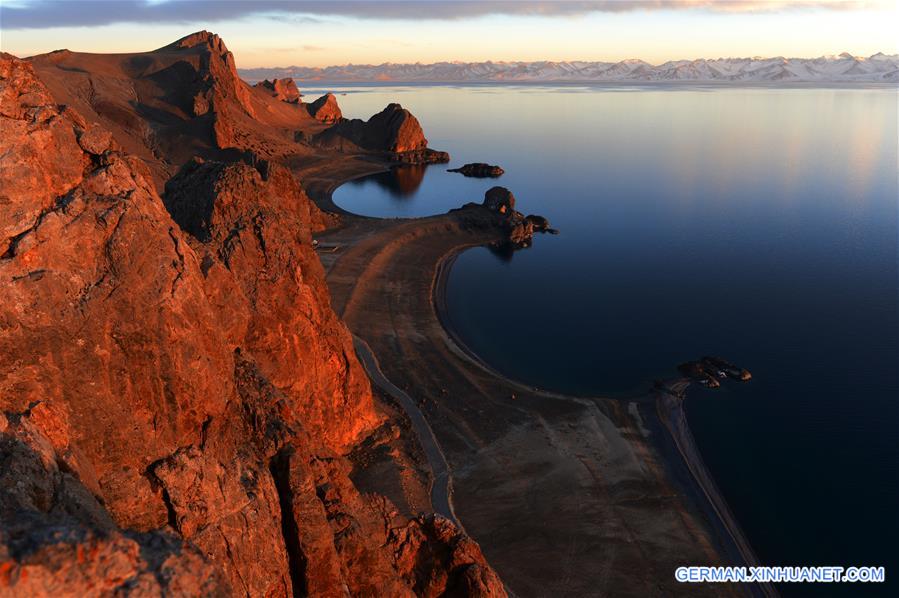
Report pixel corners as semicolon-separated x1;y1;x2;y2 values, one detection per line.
1;31;768;597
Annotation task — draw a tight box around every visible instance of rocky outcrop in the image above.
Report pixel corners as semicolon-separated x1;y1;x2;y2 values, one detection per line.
448;163;504;177
451;186;554;250
677;356;752;388
524;214;551;231
0;51;504;596
169;31;256;120
483;186;516;214
306;92;343;123
315;103;450;163
255;77;301;103
481;187;556;246
702;356;752;381
0;53;90;256
163;157;377;452
157;31;260;151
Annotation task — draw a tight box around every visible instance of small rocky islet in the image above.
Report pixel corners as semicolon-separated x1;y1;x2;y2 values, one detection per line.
677;356;752;389
448;162;504;177
450;185;557;249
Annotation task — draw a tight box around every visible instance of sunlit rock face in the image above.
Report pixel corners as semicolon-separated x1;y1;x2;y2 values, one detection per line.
26;30;319;190
314;103;450;163
255;77;301;103
306;92;343;122
0;45;505;597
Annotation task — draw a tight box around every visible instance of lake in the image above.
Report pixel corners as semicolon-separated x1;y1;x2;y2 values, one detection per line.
329;84;898;596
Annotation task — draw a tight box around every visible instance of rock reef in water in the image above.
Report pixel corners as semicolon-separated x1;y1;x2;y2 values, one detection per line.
677;356;752;388
315;103;450;164
448;163;505;177
255;77;301;103
305;92;343;123
0;45;504;597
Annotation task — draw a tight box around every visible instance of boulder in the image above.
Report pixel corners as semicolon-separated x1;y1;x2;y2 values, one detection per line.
483;186;516;214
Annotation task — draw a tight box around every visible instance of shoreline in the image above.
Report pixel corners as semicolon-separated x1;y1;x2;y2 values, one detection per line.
655;389;776;598
432;242;774;598
305;159;764;596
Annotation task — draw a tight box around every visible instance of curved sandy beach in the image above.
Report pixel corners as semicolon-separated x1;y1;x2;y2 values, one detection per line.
296;156;770;597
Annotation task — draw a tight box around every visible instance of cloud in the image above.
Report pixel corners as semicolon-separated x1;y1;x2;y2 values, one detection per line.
0;0;886;29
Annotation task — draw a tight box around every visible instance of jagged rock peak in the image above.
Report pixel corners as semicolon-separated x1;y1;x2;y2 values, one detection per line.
368;103;427;153
170;30;230;53
163;31;258;123
306;92;342;123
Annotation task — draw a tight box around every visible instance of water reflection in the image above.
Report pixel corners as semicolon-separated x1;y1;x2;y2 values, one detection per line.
486;240;523;263
348;164;428;199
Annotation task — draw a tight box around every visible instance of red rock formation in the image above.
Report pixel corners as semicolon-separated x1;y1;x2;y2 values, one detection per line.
315;103;450;163
306;92;343;123
255;77;302;103
163;157;378;452
167;30;256;119
27;31;317;190
0;50;504;597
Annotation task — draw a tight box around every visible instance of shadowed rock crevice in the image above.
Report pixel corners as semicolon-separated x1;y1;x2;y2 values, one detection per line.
269;448;309;598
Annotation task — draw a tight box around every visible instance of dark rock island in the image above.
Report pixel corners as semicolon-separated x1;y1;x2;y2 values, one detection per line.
678;356;752;388
448;162;504;177
451;186;556;249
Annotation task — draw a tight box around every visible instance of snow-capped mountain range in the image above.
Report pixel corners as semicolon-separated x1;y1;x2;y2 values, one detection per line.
240;53;898;84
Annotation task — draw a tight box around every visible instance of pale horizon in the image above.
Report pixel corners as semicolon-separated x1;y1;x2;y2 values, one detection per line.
244;51;895;71
1;0;896;69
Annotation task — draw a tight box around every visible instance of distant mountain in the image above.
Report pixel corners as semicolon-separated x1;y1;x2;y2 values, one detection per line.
240;53;899;84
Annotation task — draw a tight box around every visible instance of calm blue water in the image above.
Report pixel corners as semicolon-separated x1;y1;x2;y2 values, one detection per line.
331;85;898;596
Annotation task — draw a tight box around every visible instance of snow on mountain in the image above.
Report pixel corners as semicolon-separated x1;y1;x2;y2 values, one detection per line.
239;54;899;84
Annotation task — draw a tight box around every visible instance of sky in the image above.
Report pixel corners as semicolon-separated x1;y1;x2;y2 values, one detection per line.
1;1;896;67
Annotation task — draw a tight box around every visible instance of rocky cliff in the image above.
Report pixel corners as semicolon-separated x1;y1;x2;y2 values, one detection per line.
0;43;503;598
